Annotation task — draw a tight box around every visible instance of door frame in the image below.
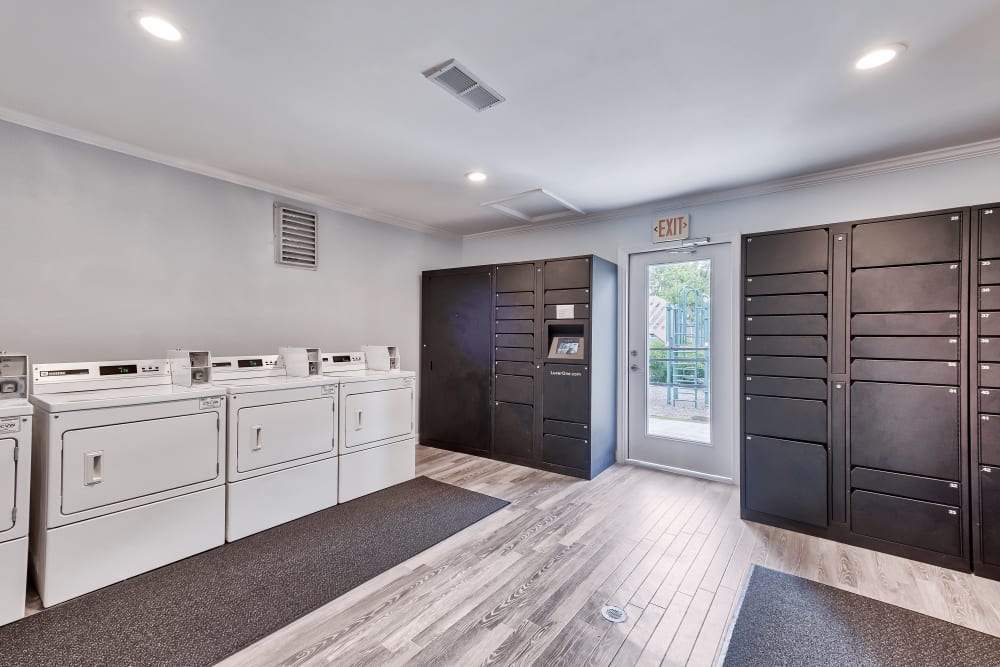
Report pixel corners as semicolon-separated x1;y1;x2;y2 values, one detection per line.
616;232;741;484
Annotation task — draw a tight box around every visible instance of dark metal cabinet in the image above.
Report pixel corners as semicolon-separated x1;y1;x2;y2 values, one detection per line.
744;376;827;400
852;212;962;267
852;491;963;557
744;315;827;335
744;228;829;275
980;468;1000;567
744;336;826;357
744;436;828;528
744;294;827;315
745;395;827;444
494;402;533;459
744;272;827;295
851;263;961;313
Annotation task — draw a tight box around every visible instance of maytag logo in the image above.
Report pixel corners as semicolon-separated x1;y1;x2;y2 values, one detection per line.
0;418;20;434
199;397;223;410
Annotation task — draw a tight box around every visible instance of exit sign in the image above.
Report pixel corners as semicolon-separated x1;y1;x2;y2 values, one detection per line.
652;214;690;243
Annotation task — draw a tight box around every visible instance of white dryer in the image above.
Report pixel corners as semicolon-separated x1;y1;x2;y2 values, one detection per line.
211;350;338;541
321;352;416;502
0;354;31;626
30;353;226;607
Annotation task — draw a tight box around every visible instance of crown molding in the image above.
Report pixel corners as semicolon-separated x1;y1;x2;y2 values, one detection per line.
463;136;1000;240
0;106;458;239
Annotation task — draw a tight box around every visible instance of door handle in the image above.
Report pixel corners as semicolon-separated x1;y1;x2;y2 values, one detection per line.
630;364;640;371
85;451;103;485
252;425;263;451
355;409;364;430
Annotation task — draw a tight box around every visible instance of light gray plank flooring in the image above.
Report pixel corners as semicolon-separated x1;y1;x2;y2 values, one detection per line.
207;445;1000;665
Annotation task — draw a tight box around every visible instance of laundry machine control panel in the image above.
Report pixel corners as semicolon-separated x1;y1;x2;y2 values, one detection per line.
33;359;172;393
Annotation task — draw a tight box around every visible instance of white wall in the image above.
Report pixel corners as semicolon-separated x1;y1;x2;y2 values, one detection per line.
462;152;1000;264
0;120;461;366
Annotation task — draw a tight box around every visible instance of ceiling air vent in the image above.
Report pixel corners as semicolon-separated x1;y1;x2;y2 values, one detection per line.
274;204;318;270
422;59;505;112
483;189;584;223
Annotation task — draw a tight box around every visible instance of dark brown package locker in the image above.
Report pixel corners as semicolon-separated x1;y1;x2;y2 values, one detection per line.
973;203;1000;581
741;227;836;534
848;209;969;571
419;266;495;455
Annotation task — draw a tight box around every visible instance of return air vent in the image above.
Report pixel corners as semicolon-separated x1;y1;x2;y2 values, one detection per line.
422;59;505;112
483;189;584;223
274;204;318;270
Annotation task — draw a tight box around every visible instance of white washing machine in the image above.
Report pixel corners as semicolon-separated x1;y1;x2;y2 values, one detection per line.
30;353;226;607
0;354;31;626
321;351;416;502
211;349;338;541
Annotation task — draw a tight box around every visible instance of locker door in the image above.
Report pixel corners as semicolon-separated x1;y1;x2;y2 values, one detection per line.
851;264;961;313
494;402;533;459
744;395;827;443
0;439;14;532
745;229;828;275
982;468;1000;566
851;213;961;267
745;436;827;527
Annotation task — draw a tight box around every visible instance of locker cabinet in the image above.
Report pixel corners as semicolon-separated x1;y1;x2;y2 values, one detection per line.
744;228;828;275
744;436;827;528
852;491;963;557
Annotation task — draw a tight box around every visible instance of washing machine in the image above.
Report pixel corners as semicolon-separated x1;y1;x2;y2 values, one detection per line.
30;352;226;607
321;351;415;502
0;354;31;626
211;348;338;541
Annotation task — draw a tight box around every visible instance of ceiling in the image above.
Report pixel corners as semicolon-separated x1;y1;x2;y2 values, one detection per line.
2;1;999;236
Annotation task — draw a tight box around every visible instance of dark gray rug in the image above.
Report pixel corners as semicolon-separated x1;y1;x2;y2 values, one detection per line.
0;476;508;667
721;565;1000;666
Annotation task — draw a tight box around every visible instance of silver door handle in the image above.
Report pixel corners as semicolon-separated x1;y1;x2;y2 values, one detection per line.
85;451;103;485
252;425;263;451
630;364;640;371
355;409;364;430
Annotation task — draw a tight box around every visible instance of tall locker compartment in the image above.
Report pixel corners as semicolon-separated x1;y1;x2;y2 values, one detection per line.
848;210;969;570
741;228;833;532
973;203;1000;581
420;266;494;456
493;262;539;462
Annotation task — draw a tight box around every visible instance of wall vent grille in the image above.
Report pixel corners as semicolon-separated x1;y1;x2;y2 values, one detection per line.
274;204;318;270
423;59;506;112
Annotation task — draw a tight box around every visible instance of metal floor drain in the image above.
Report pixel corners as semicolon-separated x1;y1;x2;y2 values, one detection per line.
601;605;628;623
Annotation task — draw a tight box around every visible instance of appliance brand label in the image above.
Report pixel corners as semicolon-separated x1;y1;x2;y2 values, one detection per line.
199;397;223;410
549;370;583;377
0;418;20;434
321;385;337;395
404;378;414;387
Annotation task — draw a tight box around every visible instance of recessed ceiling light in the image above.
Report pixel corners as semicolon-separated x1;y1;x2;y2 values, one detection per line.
466;171;488;183
855;44;906;70
138;15;183;42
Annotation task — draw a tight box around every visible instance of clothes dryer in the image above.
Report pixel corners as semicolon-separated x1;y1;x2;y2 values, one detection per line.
211;350;338;541
0;354;31;626
321;351;415;502
30;352;226;606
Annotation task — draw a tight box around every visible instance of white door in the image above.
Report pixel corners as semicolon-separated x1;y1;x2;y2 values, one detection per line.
343;387;415;450
0;439;14;532
236;398;335;472
627;244;735;480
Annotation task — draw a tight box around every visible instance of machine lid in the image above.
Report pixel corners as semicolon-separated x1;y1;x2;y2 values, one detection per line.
328;369;416;383
29;383;226;412
0;399;32;419
213;375;338;393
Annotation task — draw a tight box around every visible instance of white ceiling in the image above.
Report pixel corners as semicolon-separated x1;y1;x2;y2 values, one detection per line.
2;1;999;236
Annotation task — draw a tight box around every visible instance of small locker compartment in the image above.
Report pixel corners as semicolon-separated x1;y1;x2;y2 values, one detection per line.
980;363;1000;388
980;260;1000;284
851;264;961;313
978;339;1000;363
0;439;14;532
343;387;415;450
850;337;959;361
744;336;826;357
496;292;534;307
744;272;827;296
496;263;535;292
744;315;827;336
980;209;1000;259
980;287;1000;311
496;333;533;348
496;347;533;362
543;419;589;439
544;258;591;290
495;361;534;377
495;374;534;405
744;376;827;400
981;467;1000;566
744;435;827;527
745;229;829;276
851;213;962;268
542;364;590;423
544;303;590;319
496;320;534;334
496;306;535;320
744;294;827;315
236;398;335;473
851;467;962;506
980;389;1000;415
542;434;589;470
851;359;959;386
61;412;219;515
850;382;960;480
979;415;1000;466
494;402;533;459
745;356;827;378
980;313;1000;337
851;490;962;557
851;312;959;336
544;289;590;304
744;395;827;444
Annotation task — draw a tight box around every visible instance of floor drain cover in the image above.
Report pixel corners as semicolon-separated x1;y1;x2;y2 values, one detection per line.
601;605;628;623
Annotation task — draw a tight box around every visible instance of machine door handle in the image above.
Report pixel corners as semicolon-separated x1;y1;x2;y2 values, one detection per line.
252;425;263;451
355;409;364;430
85;451;103;485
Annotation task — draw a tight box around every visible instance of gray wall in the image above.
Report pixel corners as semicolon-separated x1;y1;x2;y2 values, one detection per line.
462;151;1000;265
0;120;461;366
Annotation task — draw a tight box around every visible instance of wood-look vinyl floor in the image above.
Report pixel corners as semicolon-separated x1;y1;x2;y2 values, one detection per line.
214;446;995;664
